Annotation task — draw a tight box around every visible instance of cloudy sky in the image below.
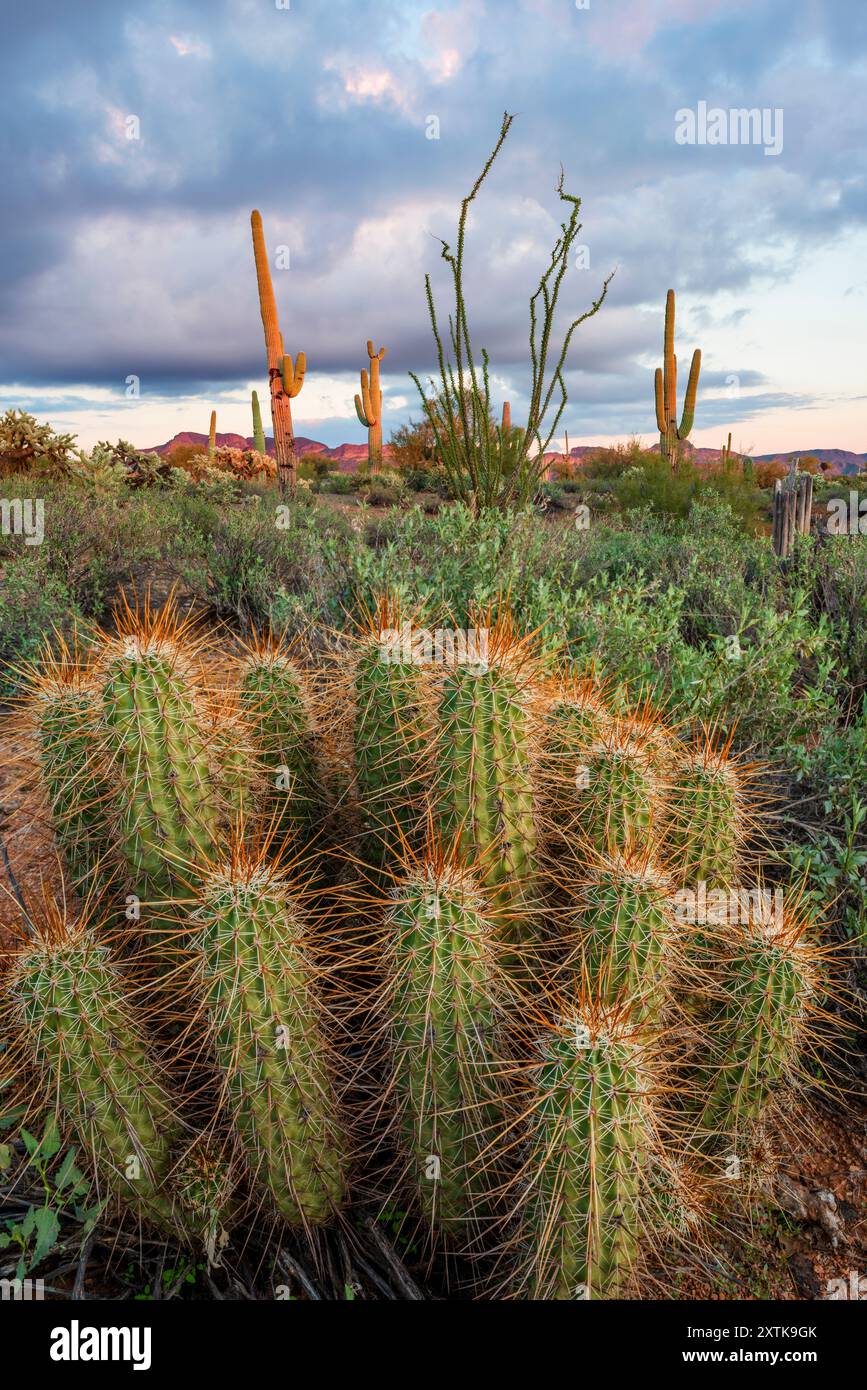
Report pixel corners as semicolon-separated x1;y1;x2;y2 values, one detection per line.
1;0;865;453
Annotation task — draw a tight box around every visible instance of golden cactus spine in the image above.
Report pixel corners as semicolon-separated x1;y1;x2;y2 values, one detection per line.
354;340;387;471
250;209;305;495
654;289;701;472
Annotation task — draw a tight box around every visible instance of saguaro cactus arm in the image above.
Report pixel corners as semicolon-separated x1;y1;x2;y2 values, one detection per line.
282;353;306;398
354;370;379;428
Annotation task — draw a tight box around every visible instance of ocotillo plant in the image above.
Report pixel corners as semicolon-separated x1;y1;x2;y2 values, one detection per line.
250;209;305;495
208;410;217;457
411;112;614;512
354;341;387;472
654;289;701;472
251;390;266;456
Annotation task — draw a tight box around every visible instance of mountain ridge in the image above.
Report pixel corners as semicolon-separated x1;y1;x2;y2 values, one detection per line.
147;432;867;476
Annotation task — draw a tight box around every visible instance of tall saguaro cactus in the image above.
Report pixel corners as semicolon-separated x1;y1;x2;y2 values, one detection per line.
250;209;306;495
654;289;701;472
355;341;387;472
208;410;217;457
251;391;266;456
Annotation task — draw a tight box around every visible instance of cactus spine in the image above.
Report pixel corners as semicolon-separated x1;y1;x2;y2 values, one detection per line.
694;909;822;1154
354;341;387;472
238;635;321;846
654;289;701;471
352;597;431;868
27;644;114;898
435;611;538;938
99;603;219;922
208;410;217;457
193;850;346;1227
250;209;305;495
665;728;746;888
7;909;186;1235
516;1005;659;1299
251;390;266;456
383;855;505;1239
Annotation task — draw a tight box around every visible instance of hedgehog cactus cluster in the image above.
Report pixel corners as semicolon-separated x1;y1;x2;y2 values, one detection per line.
1;590;832;1297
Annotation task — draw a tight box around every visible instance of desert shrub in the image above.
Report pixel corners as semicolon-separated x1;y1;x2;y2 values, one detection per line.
297;453;331;482
783;698;867;945
0;411;77;479
317;473;359;495
0;476;164;617
755;460;788;487
0;555;82;698
165;493;354;630
166;443;208;471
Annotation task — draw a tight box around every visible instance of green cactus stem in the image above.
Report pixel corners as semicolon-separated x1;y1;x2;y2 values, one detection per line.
252;391;266;456
192;849;346;1228
654;289;701;471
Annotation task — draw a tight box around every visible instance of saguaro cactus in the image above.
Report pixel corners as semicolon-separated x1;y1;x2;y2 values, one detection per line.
354;341;387;472
501;401;511;433
654;289;701;471
208;410;217;457
251;390;266;456
721;432;733;473
250;209;306;495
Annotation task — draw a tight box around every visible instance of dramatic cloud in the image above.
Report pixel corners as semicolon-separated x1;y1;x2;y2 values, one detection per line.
0;0;864;450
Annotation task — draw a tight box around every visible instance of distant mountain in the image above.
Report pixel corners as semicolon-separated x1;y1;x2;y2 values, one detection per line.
148;432;866;477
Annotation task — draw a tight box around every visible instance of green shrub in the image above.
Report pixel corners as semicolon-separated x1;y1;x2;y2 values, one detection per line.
0;557;82;698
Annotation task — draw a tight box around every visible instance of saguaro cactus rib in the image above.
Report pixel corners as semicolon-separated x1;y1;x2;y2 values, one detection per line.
250;209;305;495
654;289;701;471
